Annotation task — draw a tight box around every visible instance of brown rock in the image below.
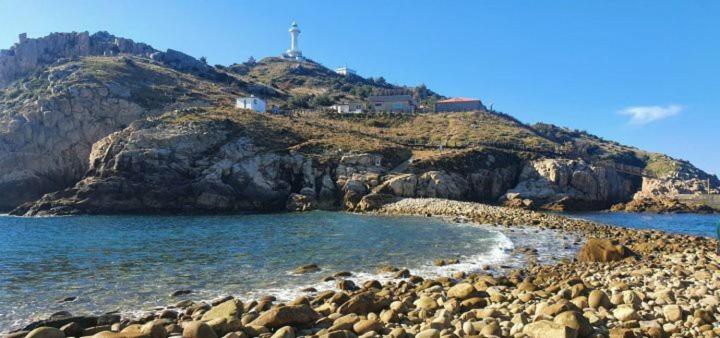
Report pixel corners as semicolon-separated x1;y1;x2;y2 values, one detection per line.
523;320;578;338
26;327;65;338
201;299;242;321
588;289;612;309
269;326;294;338
352;319;383;335
446;283;477;300
577;238;632;262
337;293;377;315
249;305;320;330
554;311;592;337
182;322;217;338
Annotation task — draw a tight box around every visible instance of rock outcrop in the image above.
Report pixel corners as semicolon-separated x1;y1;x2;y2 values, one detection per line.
0;61;148;210
0;54;225;211
0;31;213;90
634;176;718;199
502;159;639;210
12;116;321;215
0;32;156;89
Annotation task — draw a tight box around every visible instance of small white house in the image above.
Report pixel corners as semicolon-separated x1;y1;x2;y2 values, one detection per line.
235;95;266;113
335;67;357;76
331;101;364;114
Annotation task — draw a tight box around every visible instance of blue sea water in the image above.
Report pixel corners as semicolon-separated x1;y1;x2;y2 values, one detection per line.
3;210;703;331
565;212;720;238
0;211;520;331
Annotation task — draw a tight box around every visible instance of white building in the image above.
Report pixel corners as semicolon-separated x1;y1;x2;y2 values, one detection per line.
335;66;356;76
331;102;364;114
235;95;266;113
282;21;304;61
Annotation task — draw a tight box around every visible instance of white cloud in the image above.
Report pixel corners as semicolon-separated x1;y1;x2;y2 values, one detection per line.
619;105;683;125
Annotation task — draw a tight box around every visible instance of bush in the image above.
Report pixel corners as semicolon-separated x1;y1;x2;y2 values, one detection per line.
289;94;312;109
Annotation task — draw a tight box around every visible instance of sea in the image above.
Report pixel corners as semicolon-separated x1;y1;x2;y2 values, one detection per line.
0;210;716;331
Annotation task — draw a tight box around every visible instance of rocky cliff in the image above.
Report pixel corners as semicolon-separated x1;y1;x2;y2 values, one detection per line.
501;159;639;210
2;31;717;215
0;31;213;89
0;55;235;210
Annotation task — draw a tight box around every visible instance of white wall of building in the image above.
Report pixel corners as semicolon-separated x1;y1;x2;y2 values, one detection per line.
236;96;266;113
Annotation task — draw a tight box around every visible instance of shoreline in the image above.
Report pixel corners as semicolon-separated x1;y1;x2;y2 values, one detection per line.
6;198;720;338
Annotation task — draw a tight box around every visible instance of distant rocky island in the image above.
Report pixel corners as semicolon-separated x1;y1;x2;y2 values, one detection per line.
0;31;717;216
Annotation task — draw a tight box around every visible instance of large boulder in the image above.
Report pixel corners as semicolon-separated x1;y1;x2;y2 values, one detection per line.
249;305;320;329
447;283;478;300
26;327;65;338
577;238;633;263
553;311;593;337
201;299;243;321
523;320;578;338
182;321;217;338
337;293;381;315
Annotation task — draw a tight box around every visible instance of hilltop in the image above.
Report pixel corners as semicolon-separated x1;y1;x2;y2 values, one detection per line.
0;31;717;215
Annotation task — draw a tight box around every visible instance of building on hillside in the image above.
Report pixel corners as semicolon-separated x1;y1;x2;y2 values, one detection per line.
434;97;485;112
331;101;364;114
335;66;356;76
368;94;416;113
282;21;304;61
236;95;266;113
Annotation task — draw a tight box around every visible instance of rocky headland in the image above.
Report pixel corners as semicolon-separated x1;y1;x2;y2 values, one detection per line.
1;32;718;215
7;198;720;338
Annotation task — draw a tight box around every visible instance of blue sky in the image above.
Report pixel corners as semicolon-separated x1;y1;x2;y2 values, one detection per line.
1;1;718;175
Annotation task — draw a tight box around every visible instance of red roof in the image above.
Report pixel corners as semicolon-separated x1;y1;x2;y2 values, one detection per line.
437;97;480;103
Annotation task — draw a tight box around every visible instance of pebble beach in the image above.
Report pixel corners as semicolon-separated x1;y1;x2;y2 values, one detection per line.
8;198;720;338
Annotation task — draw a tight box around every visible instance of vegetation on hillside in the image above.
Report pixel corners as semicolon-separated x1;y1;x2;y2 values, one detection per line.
0;53;714;182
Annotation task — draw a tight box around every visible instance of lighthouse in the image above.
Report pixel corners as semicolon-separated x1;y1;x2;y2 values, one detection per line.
283;21;304;61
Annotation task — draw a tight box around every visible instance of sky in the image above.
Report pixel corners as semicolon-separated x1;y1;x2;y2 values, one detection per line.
1;0;718;175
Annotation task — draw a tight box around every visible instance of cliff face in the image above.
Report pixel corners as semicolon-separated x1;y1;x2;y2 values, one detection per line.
502;159;640;210
0;56;234;210
11;109;398;215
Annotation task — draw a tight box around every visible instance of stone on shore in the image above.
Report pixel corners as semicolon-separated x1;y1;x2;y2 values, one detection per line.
577;238;632;262
249;305;320;329
183;322;217;338
446;282;477;300
553;311;593;337
269;326;295;338
662;304;683;322
293;264;320;274
201;299;242;321
524;320;578;338
26;327;65;338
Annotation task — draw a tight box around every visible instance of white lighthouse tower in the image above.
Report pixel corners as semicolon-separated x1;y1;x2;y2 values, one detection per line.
283;21;303;61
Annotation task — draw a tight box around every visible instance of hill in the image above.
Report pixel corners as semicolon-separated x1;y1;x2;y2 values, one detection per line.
1;31;717;215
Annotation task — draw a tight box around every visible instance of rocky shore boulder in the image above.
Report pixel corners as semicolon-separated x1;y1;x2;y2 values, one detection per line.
577;238;633;262
249;305;320;329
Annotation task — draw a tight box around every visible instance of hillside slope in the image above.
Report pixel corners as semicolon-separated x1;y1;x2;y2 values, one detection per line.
1;32;717;214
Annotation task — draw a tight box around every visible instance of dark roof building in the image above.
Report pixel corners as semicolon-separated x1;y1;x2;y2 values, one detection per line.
368;94;416;113
435;97;485;112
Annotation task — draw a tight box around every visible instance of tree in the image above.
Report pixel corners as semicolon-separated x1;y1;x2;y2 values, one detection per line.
310;94;333;107
199;56;208;64
289;94;312;109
